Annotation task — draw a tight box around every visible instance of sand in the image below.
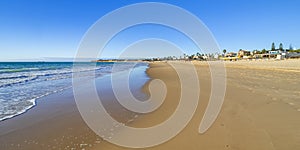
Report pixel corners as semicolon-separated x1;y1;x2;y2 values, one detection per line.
92;59;300;150
0;59;300;150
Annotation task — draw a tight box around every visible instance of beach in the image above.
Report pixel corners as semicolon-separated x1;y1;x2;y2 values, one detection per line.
0;60;300;149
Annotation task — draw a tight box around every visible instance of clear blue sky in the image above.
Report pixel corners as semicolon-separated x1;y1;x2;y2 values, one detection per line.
0;0;299;61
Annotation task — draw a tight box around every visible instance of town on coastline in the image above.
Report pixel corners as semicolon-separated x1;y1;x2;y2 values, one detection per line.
93;43;300;62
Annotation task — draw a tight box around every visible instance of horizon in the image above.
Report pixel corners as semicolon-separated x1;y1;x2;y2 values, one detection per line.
1;0;300;61
1;43;298;62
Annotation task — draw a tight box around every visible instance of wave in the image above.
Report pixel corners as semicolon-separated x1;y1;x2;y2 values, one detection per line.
0;76;38;88
0;86;72;122
0;68;41;73
0;66;109;88
0;99;36;122
0;62;148;122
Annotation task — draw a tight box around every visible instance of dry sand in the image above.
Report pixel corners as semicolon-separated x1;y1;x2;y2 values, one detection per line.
0;59;300;150
93;59;300;149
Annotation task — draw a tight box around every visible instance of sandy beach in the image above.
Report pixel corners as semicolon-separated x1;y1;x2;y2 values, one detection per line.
1;1;300;149
0;60;300;150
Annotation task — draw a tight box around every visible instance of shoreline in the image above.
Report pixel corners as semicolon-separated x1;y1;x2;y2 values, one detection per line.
0;64;150;150
0;87;70;122
0;60;299;149
94;60;300;149
0;98;36;122
0;62;149;123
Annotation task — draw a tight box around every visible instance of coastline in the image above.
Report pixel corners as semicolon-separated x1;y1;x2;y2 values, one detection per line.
0;87;70;122
0;64;150;150
0;60;299;149
93;60;300;149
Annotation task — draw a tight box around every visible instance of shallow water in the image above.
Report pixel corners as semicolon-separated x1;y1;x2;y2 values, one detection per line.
0;62;148;121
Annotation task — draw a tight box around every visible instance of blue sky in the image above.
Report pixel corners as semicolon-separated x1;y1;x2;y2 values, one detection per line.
0;0;299;61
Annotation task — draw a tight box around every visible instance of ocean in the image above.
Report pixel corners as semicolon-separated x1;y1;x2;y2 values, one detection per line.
0;62;148;121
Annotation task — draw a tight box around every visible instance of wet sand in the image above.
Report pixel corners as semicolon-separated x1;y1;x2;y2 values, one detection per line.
0;60;300;150
0;67;148;150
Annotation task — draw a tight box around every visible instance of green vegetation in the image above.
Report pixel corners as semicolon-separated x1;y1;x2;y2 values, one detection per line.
279;43;283;51
289;49;300;53
144;42;299;62
253;50;261;54
271;42;276;51
289;44;293;51
223;49;227;55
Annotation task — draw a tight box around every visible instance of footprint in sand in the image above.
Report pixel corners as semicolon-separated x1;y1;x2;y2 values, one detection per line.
271;97;277;101
95;140;101;144
288;102;295;106
127;119;134;123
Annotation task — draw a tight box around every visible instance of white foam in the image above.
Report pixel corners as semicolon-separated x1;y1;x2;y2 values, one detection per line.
0;62;148;122
0;98;36;121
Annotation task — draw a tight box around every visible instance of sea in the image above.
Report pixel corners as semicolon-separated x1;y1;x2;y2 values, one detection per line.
0;62;148;121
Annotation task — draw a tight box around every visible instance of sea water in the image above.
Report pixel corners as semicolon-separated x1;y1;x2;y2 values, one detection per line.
0;62;148;121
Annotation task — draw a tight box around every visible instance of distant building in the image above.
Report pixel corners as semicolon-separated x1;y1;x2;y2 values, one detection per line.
238;50;251;58
253;54;271;59
192;55;199;59
226;52;237;57
214;54;219;59
276;54;284;60
269;50;279;55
